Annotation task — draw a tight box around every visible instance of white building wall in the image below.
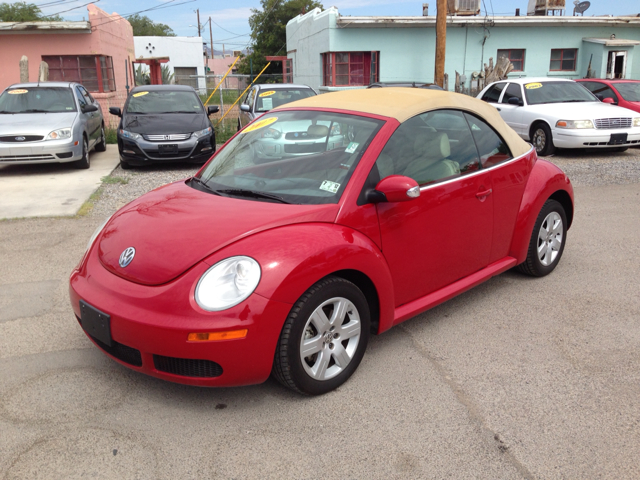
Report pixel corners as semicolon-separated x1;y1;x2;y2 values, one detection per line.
287;8;334;92
133;36;206;92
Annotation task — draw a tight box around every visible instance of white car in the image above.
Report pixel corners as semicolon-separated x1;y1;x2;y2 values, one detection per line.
477;77;640;155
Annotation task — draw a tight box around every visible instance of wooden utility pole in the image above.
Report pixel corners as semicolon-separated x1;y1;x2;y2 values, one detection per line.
196;9;201;37
434;0;446;88
209;17;213;60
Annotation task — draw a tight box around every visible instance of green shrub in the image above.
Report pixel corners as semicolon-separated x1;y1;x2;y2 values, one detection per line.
105;127;118;144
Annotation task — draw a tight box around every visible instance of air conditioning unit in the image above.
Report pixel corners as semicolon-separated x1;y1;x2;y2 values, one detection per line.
527;0;566;15
447;0;481;16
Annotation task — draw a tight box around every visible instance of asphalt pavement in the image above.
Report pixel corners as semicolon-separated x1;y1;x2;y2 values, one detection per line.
0;154;639;479
0;147;119;219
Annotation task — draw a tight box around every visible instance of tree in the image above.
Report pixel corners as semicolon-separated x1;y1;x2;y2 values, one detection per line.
237;0;322;78
128;14;175;36
0;1;63;21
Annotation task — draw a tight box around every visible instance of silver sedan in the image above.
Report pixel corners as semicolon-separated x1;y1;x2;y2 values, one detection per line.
0;82;106;169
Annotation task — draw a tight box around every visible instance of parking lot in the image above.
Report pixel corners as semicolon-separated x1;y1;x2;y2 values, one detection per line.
0;148;639;479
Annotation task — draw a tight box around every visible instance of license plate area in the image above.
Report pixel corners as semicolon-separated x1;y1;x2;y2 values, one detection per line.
80;300;112;346
609;133;628;145
159;144;179;154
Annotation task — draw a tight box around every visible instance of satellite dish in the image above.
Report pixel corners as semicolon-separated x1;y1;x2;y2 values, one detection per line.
574;1;591;15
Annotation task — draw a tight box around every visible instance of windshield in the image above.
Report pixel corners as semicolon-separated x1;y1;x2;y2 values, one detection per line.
613;82;640;102
524;81;598;105
0;87;76;113
125;90;203;114
195;111;384;205
255;89;315;112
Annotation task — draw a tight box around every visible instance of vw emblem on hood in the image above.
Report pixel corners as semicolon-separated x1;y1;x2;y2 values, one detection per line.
119;247;136;268
15;136;26;141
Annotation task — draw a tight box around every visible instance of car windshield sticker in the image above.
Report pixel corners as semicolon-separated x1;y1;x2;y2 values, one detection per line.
320;180;340;193
345;142;359;154
262;98;273;110
8;89;28;94
133;91;149;97
340;163;351;170
525;83;543;90
259;90;276;97
243;116;278;133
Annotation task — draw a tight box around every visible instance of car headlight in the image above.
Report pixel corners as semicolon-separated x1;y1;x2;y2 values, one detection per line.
555;120;594;129
192;126;213;138
46;128;72;140
195;256;261;311
633;118;640;127
120;129;141;140
86;215;112;252
261;128;281;139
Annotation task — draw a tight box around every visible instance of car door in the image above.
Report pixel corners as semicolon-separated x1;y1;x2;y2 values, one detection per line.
75;86;99;144
240;88;256;128
374;109;493;306
497;83;526;137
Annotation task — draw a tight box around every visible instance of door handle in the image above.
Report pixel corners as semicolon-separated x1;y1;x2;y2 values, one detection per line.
496;108;501;111
476;189;492;201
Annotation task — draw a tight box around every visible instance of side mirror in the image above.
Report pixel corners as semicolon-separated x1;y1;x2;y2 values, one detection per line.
508;97;523;106
602;97;615;104
207;105;219;115
367;175;420;203
240;104;251;112
109;107;122;117
82;104;99;113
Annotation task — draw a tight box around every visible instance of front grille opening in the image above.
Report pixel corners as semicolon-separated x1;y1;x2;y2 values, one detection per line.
153;355;223;378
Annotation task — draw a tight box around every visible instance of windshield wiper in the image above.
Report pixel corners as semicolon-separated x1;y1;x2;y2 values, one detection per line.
190;177;220;195
163;111;198;114
0;110;13;114
217;188;290;204
23;109;51;113
563;100;588;103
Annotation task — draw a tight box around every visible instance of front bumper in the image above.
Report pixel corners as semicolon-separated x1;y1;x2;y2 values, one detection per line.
118;134;215;165
69;247;291;387
553;127;640;149
0;138;82;164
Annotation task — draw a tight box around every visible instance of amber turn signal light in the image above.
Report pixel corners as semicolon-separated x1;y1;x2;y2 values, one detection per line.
187;329;248;342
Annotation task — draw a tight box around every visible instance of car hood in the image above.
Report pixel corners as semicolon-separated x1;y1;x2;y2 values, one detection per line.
97;181;339;285
122;113;209;134
526;102;637;120
0;112;78;135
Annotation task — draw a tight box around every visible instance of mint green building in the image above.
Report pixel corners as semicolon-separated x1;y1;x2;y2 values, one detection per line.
286;8;640;92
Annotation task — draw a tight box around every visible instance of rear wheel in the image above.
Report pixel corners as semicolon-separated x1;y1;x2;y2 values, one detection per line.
531;123;555;156
272;276;370;395
518;199;567;277
95;125;107;152
72;137;90;169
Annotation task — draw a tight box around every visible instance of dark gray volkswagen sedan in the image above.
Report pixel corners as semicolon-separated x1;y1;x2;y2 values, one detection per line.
0;82;106;169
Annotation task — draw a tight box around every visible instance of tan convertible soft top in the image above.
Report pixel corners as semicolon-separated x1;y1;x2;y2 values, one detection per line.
274;88;531;158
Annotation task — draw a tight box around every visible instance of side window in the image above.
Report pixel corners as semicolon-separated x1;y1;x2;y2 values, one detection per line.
463;112;512;168
78;86;93;104
75;87;87;108
501;83;523;104
481;83;506;103
590;83;618;102
375;110;480;186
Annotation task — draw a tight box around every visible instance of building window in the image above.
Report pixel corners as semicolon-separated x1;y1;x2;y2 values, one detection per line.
497;49;525;72
43;55;116;93
322;52;379;87
550;49;577;71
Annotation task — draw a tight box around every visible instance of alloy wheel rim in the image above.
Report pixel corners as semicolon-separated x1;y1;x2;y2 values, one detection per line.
534;129;546;152
300;297;361;381
537;212;563;266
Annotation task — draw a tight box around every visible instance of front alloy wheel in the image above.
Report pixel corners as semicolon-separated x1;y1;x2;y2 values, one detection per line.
532;123;555;156
272;276;370;395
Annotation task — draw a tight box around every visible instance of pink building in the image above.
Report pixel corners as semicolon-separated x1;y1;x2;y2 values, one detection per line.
206;56;241;88
0;4;134;127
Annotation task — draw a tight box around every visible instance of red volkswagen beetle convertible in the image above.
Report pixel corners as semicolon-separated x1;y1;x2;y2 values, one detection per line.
70;88;573;395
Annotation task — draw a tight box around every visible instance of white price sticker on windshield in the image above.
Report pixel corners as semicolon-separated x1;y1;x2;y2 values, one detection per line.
345;142;359;153
262;98;273;110
320;180;340;193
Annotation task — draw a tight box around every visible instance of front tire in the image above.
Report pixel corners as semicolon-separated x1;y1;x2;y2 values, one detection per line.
272;276;370;395
518;199;567;277
72;137;90;169
531;123;555;156
119;159;132;170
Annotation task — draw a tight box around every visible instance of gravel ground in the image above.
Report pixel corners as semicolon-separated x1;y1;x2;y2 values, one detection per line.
89;146;640;219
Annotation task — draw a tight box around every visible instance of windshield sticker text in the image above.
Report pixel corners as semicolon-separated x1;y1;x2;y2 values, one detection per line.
345;142;359;153
525;83;543;90
320;180;340;193
133;91;149;97
8;89;28;95
261;98;273;110
243;117;278;133
259;91;276;97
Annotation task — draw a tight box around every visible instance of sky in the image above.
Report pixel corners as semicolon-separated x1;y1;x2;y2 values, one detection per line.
15;0;640;52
